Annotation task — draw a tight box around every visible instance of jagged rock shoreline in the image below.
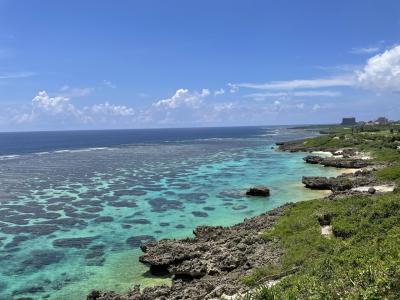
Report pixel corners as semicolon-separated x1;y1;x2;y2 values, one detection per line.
302;171;376;192
88;139;394;300
303;155;371;168
278;140;394;200
88;205;288;300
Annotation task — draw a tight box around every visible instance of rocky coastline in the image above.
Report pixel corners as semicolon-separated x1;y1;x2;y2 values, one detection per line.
88;205;288;300
277;140;394;199
88;138;395;300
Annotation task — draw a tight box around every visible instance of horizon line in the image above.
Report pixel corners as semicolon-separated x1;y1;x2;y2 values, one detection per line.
0;123;340;134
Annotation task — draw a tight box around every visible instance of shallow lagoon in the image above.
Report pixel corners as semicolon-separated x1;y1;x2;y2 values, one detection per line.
0;127;341;299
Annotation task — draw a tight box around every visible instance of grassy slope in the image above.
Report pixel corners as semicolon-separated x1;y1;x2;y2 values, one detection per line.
239;125;400;299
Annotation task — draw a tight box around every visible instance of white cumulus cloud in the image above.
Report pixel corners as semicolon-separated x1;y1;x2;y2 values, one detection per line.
13;91;138;128
356;45;400;91
232;45;400;95
87;102;135;116
32;91;76;114
214;88;225;96
153;88;210;109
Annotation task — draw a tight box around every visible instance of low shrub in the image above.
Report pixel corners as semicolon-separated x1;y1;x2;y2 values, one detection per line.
242;193;400;299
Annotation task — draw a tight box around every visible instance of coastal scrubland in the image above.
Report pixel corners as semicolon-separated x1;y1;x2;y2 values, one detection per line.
240;124;400;299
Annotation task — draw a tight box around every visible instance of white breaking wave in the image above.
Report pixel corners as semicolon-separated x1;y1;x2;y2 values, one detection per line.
53;147;114;154
35;151;50;155
257;129;280;137
0;147;116;161
0;155;21;160
258;133;279;136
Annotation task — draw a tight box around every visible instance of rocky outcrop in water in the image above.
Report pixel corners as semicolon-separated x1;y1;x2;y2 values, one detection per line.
302;176;339;190
246;186;270;197
87;205;289;300
303;156;324;164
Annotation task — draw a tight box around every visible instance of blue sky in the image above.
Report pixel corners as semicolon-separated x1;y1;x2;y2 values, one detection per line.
1;0;400;131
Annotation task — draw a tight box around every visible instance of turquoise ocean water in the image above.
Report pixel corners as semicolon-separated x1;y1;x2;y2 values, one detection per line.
0;127;340;299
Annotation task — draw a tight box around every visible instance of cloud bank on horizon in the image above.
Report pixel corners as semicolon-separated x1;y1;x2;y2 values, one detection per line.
1;1;400;131
1;44;399;131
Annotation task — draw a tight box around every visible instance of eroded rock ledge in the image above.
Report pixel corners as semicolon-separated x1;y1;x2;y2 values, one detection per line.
302;170;377;192
303;155;371;168
282;140;393;200
87;205;289;300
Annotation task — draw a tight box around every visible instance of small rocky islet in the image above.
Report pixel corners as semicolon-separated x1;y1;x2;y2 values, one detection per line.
88;137;395;300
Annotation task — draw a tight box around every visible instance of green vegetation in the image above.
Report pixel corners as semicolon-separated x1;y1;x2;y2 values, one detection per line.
240;124;400;299
303;135;355;149
242;264;283;287
302;130;400;154
373;148;400;162
377;165;400;185
242;193;400;299
303;125;400;186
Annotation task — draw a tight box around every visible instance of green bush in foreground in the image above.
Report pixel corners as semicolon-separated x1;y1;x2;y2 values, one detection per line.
241;193;400;299
377;164;400;183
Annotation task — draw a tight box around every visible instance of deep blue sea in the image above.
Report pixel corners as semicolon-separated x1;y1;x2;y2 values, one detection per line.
0;126;340;299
